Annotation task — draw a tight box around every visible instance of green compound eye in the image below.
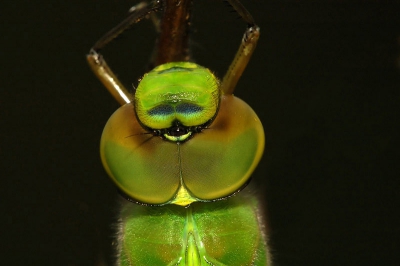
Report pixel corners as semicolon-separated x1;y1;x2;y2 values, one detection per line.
134;62;220;130
101;62;264;206
100;94;264;206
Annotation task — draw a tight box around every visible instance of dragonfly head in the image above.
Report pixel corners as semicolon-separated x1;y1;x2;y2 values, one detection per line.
100;62;264;206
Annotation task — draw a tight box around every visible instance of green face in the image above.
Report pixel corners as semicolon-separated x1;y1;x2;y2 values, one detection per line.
100;62;264;206
134;62;220;141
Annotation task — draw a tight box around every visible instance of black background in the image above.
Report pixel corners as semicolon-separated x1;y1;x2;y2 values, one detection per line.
2;0;399;265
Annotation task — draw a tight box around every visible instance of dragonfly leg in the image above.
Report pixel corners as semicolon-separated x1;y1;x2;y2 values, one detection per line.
153;0;193;66
220;0;260;95
87;1;162;105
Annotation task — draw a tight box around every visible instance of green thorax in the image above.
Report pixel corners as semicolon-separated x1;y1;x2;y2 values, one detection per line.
117;189;269;266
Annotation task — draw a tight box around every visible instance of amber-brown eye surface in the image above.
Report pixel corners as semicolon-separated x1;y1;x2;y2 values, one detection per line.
101;85;264;205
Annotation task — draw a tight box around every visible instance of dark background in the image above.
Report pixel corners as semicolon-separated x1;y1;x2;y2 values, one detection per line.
2;0;399;265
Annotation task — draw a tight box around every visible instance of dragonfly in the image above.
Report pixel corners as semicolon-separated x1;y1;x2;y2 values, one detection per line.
87;0;270;265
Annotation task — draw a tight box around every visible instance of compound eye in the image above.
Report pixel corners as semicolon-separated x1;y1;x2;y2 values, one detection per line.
100;103;181;205
177;95;265;200
100;95;264;206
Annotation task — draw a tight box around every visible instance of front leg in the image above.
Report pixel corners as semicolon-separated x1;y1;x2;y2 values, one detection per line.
87;1;162;105
220;0;260;95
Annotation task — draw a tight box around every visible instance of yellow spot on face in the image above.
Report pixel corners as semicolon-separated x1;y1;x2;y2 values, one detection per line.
171;185;197;206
